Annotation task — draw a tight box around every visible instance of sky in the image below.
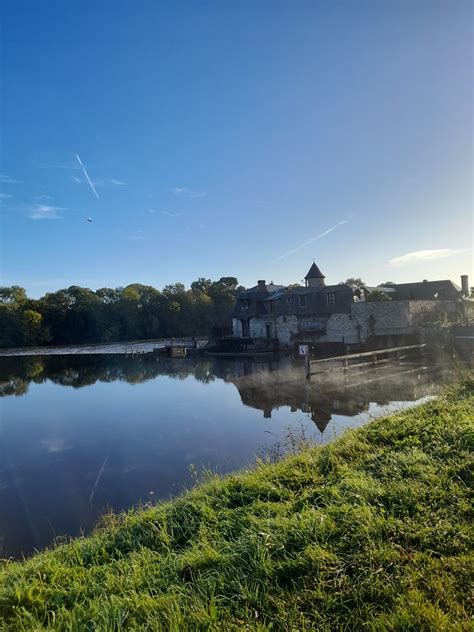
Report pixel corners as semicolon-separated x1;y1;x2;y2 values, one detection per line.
0;0;472;297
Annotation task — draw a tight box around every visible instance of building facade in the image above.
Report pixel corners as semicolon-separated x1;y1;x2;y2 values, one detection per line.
231;264;469;349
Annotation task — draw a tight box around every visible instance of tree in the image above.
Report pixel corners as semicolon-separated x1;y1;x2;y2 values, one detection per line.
21;310;50;346
0;276;246;348
344;278;366;299
366;289;391;302
0;286;27;306
96;287;122;304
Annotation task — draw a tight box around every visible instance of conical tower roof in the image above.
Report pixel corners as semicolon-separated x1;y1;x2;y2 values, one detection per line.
305;262;325;279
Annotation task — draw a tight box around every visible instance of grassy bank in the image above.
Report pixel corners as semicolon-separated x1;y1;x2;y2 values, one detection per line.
1;378;473;630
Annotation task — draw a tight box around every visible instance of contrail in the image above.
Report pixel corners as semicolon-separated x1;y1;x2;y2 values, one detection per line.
273;220;349;262
89;454;109;504
76;153;100;199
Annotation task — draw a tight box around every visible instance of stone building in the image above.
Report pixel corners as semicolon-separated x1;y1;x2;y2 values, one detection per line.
231;263;353;348
231;263;469;349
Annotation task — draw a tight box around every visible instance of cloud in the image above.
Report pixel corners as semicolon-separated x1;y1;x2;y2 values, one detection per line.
71;175;82;184
149;208;181;217
0;193;12;198
273;220;349;262
0;174;20;184
91;178;128;187
28;205;65;220
389;248;469;267
172;186;206;199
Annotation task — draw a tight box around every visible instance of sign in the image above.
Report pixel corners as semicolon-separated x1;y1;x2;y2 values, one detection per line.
298;344;309;357
171;346;186;358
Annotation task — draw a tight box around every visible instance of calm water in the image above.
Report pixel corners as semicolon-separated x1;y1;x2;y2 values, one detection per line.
0;354;445;559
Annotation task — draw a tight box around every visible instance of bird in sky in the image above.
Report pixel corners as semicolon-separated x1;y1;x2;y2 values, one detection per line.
87;217;93;223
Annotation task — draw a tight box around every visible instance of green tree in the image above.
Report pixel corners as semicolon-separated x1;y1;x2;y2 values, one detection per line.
0;286;27;307
366;289;391;302
21;310;50;346
344;278;366;299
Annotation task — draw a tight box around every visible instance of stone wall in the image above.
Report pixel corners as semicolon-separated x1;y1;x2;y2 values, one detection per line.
463;302;474;322
249;318;272;340
351;301;412;339
304;302;428;344
276;316;298;347
325;313;359;343
232;318;242;337
242;316;299;348
233;299;468;346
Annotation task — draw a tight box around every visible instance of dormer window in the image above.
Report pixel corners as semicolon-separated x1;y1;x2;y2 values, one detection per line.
241;299;248;309
299;295;307;307
326;292;336;305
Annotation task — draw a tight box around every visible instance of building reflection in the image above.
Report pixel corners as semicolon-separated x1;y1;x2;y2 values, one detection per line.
0;353;453;436
224;356;449;434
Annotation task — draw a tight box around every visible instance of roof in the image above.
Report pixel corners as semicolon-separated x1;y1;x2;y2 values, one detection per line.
262;288;287;301
389;280;461;301
304;262;325;279
287;284;351;295
237;284;285;299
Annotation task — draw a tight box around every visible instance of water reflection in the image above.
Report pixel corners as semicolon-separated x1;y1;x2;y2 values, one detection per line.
0;354;451;559
0;355;218;397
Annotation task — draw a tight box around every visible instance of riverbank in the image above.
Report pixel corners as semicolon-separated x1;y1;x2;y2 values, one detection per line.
1;376;472;630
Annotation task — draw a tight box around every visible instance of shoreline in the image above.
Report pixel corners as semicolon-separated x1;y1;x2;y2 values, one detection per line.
0;375;472;629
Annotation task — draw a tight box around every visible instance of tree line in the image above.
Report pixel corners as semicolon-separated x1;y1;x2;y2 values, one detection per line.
0;278;244;348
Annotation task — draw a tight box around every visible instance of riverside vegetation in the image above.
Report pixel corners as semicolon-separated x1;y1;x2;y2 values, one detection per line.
0;375;472;630
0;279;243;348
0;277;392;349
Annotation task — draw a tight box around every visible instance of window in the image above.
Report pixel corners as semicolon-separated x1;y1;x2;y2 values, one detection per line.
299;295;307;307
287;296;293;304
326;292;336;305
241;299;248;309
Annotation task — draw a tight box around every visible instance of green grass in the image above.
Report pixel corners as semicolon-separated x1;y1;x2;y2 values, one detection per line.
1;377;473;631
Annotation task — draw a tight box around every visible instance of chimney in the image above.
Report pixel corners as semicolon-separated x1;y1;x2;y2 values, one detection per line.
461;275;469;297
257;279;266;291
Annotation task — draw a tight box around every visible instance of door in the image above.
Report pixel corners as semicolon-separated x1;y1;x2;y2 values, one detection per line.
265;324;271;339
242;319;250;337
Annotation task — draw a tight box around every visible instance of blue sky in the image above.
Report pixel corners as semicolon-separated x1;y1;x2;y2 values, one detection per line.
1;1;472;297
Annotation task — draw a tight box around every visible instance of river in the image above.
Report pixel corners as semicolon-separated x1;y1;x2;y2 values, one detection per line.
0;353;450;559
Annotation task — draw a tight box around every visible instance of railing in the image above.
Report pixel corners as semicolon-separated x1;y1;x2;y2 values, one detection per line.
305;343;426;379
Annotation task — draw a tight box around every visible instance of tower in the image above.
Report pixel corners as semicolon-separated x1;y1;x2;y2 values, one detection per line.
304;262;325;289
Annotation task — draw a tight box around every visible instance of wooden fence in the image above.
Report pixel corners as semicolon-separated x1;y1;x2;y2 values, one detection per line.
305;343;426;379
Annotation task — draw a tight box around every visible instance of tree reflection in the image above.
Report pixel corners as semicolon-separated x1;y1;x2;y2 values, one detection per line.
0;355;448;435
0;355;218;396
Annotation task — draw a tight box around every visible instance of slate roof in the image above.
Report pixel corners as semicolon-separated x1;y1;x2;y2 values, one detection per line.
389;280;461;301
231;282;354;319
305;262;325;279
238;284;285;299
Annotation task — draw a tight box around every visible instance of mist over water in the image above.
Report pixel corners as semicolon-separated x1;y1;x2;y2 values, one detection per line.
0;353;458;559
